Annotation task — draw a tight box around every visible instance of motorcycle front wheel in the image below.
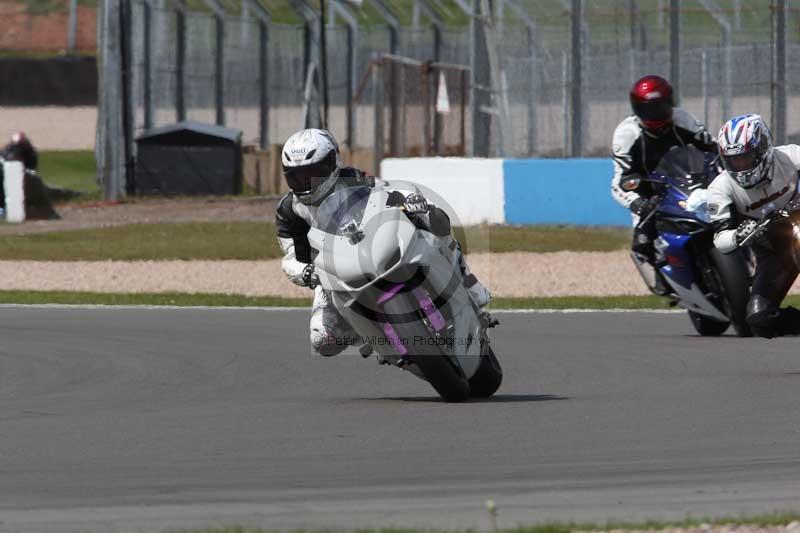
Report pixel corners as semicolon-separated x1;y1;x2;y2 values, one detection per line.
382;296;470;403
688;310;729;336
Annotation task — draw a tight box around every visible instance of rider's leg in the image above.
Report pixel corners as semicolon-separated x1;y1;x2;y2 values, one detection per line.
632;219;669;296
746;240;800;338
309;286;358;356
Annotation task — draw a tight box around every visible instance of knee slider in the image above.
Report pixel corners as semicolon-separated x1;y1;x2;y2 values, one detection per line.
311;331;347;357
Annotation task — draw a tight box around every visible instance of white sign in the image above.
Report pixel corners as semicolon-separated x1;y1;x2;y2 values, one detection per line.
435;71;450;114
2;161;25;223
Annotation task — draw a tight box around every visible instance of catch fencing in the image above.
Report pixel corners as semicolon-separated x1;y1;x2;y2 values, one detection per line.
98;0;800;198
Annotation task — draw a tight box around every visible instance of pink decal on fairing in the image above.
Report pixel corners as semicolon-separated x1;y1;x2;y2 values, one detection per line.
377;283;405;304
414;288;446;331
382;322;407;356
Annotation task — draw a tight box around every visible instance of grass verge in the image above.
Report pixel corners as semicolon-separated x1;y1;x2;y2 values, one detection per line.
175;510;800;533
39;150;101;199
2;292;798;310
0;222;629;260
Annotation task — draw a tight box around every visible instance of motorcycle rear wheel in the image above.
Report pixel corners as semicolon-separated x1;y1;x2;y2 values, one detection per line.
382;297;470;403
468;343;502;398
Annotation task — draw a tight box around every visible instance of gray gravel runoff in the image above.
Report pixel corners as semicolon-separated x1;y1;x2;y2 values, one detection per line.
1;307;800;532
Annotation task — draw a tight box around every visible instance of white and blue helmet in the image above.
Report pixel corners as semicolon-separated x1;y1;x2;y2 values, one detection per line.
718;114;774;189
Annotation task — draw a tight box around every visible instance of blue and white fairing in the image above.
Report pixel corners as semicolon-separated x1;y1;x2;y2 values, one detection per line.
649;146;729;322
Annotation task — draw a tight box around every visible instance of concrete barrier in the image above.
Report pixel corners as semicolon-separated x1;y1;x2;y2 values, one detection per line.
380;156;629;226
2;161;25;223
503;158;630;226
380;157;505;225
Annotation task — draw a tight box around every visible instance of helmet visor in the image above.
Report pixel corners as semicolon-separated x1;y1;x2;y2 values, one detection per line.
632;100;672;123
721;151;760;174
284;157;336;194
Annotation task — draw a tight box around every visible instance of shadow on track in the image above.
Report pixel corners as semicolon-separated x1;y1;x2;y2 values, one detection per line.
362;394;569;403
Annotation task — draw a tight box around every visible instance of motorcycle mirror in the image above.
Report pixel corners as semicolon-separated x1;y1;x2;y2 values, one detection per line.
620;176;641;191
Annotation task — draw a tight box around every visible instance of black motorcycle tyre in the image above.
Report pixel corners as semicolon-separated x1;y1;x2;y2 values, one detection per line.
468;342;502;398
382;297;471;403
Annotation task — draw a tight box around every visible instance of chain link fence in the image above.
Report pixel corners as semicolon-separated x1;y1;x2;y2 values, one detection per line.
99;0;799;196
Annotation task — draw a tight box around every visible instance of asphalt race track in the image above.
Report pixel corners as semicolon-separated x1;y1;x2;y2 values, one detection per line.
1;306;800;532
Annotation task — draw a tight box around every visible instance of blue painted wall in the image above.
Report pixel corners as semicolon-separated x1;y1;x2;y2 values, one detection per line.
503;159;631;226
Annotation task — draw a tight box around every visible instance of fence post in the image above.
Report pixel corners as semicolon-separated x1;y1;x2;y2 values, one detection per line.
175;1;186;122
721;25;731;121
701;48;709;127
373;60;385;171
248;0;271;149
570;0;583;156
259;20;269;148
67;0;78;53
143;0;153;129
562;49;569;156
669;0;680;104
120;0;135;195
526;24;537;155
369;0;401;155
772;0;786;144
471;0;491;156
215;13;225;125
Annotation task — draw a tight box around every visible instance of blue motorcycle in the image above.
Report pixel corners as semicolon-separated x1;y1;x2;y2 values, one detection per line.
621;145;752;337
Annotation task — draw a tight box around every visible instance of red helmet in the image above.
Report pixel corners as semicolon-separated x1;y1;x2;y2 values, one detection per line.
629;75;674;131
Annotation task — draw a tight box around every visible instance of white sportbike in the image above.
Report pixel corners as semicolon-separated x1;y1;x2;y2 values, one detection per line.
307;183;502;402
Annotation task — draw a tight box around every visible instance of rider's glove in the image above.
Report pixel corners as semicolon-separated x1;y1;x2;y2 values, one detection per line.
735;219;761;245
630;197;656;217
402;193;429;215
301;263;320;289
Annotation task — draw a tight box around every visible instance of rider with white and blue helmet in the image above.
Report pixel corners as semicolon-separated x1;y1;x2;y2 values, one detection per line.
708;114;800;338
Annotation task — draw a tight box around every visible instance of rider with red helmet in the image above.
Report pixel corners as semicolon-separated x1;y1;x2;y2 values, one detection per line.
610;75;717;294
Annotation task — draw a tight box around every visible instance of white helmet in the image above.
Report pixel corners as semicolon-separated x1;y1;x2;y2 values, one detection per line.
281;128;341;205
718;114;774;189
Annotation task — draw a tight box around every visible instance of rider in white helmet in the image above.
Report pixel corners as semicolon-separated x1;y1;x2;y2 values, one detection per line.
708;114;800;338
275;128;491;356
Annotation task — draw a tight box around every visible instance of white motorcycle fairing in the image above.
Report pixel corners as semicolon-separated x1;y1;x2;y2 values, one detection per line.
306;184;482;380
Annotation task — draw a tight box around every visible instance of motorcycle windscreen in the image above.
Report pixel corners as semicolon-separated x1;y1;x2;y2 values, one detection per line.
653;145;717;194
317;186;371;235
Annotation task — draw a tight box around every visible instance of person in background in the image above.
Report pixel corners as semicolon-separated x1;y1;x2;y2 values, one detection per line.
610;74;717;295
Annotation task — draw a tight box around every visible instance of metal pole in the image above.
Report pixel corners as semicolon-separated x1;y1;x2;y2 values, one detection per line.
570;0;583;156
526;24;536;155
258;20;269;149
721;25;731;121
67;0;78;54
669;0;680;104
702;48;709;128
373;61;385;171
422;64;431;156
143;0;153;129
320;0;329;128
562;50;569;156
346;23;355;147
175;5;186;122
471;0;491;157
432;24;442;155
214;13;225;126
120;0;135;196
772;0;786;144
480;0;509;156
